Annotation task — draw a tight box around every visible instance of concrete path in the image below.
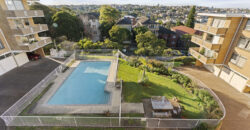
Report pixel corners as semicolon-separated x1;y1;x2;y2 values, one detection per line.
0;58;60;114
177;66;250;130
121;103;144;113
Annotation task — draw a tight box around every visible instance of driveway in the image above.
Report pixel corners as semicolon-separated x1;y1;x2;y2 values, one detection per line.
177;66;250;130
0;58;60;115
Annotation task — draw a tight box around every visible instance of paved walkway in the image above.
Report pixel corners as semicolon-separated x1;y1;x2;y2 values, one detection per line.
176;66;250;130
0;58;60;115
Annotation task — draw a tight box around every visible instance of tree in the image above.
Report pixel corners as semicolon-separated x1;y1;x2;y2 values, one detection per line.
158;20;164;25
100;39;121;49
176;19;184;26
52;11;83;41
138;58;152;85
185;6;196;28
109;25;131;44
135;31;165;56
99;22;114;39
99;5;121;39
99;5;121;24
133;26;149;36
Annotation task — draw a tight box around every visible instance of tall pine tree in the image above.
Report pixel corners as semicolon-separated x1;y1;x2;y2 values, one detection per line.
185;6;196;28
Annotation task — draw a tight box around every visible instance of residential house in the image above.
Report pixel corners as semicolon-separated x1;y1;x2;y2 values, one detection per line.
171;25;201;49
158;26;179;48
190;13;250;92
117;17;132;32
79;12;100;42
0;0;52;76
134;16;160;36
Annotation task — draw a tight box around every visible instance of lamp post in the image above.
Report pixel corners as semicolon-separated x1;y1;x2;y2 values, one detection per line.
52;23;58;50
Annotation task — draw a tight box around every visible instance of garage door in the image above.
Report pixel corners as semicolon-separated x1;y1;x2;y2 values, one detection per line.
219;67;233;82
0;56;17;75
230;73;247;92
14;52;29;66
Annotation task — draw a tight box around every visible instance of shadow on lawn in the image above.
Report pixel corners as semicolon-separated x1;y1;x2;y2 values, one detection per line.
122;81;204;118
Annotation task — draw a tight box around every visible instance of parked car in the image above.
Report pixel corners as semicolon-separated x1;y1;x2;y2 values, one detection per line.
27;52;41;61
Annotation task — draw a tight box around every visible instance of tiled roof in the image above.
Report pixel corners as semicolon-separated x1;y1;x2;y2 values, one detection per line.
171;26;196;35
137;16;158;24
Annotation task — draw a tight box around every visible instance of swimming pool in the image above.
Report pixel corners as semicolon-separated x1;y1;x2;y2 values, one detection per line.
47;61;111;105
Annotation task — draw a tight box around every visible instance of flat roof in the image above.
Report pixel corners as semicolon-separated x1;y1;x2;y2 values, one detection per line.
198;13;250;18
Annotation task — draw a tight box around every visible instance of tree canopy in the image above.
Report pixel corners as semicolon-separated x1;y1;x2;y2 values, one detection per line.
99;5;121;39
77;38;120;50
30;3;83;41
135;31;165;56
133;26;149;36
109;25;131;44
185;6;196;28
52;11;83;41
176;19;184;26
99;5;121;24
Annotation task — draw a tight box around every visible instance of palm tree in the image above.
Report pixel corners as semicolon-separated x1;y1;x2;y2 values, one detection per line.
138;58;152;84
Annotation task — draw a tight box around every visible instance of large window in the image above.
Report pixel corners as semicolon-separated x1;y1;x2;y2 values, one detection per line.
237;37;250;51
245;19;250;30
212;18;226;28
230;53;247;67
5;0;24;10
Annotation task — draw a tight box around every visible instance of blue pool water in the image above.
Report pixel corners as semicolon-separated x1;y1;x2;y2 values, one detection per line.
48;61;111;105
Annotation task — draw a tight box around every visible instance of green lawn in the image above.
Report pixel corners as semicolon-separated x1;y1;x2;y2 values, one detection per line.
118;61;204;118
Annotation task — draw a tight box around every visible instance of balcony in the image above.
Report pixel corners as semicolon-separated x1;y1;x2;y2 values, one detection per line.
5;10;44;18
19;37;52;51
191;36;221;50
242;30;250;38
194;23;227;35
189;47;215;64
13;24;48;36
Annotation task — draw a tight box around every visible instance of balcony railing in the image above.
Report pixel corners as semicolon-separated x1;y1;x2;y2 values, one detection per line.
189;47;215;64
13;24;48;36
19;37;52;51
5;10;44;18
191;36;221;50
194;23;227;35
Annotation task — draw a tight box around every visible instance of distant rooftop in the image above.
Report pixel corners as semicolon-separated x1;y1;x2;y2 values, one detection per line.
171;26;198;35
198;13;250;18
137;16;158;24
117;18;132;25
82;12;100;19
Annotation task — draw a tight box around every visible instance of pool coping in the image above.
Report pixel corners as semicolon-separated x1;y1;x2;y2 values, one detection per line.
31;59;120;114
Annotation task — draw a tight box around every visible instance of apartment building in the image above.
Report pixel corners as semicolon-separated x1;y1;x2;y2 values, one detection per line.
134;16;160;36
0;0;52;75
189;13;250;92
79;12;100;42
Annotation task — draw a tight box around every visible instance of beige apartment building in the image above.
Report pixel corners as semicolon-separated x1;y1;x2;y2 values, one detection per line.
0;0;52;75
190;13;250;93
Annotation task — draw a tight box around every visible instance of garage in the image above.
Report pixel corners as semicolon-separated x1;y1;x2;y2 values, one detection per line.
0;53;17;75
219;66;248;92
230;73;248;92
14;52;29;66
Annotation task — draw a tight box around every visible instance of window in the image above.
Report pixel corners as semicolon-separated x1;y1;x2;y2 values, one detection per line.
237;37;250;51
5;0;24;10
212;18;226;28
245;19;250;30
172;35;176;39
0;39;4;49
230;53;238;64
171;41;175;45
230;53;247;67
